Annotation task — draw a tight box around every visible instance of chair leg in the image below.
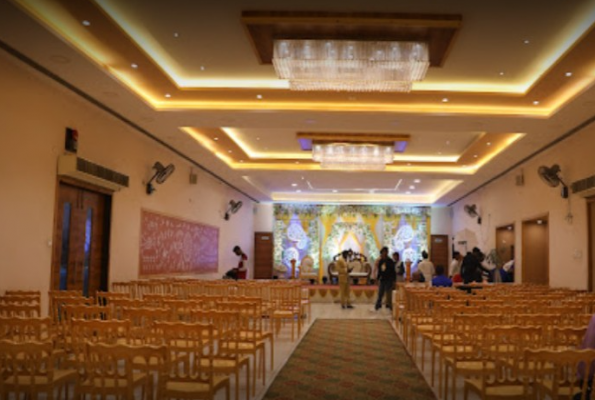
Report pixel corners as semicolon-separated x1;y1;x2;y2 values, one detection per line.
444;363;449;400
245;361;250;400
235;370;240;400
431;346;436;385
270;336;275;371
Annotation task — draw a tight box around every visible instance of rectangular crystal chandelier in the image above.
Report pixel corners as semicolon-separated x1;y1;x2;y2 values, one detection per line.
273;40;429;92
312;143;394;170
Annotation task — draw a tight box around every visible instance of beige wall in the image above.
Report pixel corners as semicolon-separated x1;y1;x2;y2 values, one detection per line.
451;123;595;289
0;51;254;311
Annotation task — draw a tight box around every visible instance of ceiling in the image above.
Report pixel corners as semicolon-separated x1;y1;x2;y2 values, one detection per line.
2;0;595;205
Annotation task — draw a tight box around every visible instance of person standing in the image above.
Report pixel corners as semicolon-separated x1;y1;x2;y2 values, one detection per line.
232;245;248;280
393;252;405;283
432;265;453;287
449;251;463;279
417;251;435;284
461;247;490;284
375;247;396;311
336;250;353;309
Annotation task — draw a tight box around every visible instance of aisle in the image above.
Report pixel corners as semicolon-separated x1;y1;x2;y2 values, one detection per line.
261;318;436;400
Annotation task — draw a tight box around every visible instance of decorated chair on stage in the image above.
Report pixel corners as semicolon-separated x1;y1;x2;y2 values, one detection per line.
327;251;372;285
298;255;319;284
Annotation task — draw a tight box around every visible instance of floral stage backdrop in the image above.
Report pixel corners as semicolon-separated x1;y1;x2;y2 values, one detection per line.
273;204;431;280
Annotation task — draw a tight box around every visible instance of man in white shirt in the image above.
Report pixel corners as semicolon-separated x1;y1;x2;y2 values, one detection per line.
449;251;463;278
417;251;435;284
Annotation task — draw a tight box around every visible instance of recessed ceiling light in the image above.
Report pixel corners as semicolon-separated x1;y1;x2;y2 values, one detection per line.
295;161;299;164
508;226;513;230
228;150;232;153
487;142;492;146
369;190;375;194
533;100;540;105
256;94;263;99
239;160;244;163
523;39;530;45
213;137;219;141
296;190;302;193
446;140;450;145
200;66;205;71
474;154;478;158
301;176;305;180
165;93;171;98
406;191;411;195
462;165;467;168
332;189;338;193
291;183;298;187
131;63;138;69
409;185;415;190
437;152;442;155
499;71;505;76
173;32;180;38
537;220;543;224
82;20;91;26
414;179;421;183
407;163;412;166
442;98;449;103
565;72;573;77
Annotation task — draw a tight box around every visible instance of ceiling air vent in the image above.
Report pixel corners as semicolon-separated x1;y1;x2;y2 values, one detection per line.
58;154;129;191
571;175;595;198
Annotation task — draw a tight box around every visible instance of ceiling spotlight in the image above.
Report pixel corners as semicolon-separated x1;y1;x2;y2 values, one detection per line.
228;150;232;153
442;98;449;103
131;63;138;69
437;151;442;155
165;93;171;98
487;142;492;146
256;94;263;99
409;185;415;190
239;160;244;163
213;137;219;141
173;32;180;38
291;183;298;187
295;161;300;164
508;226;513;230
446;140;450;145
414;179;421;183
256;137;260;141
474;154;478;158
332;189;338;193
537;220;543;225
296;189;302;193
523;39;530;45
533;100;540;105
82;20;91;26
200;66;205;71
406;191;411;194
301;176;305;180
407;163;412;166
499;71;505;76
565;72;573;77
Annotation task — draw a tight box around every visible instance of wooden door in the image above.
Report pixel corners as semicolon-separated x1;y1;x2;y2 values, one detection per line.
522;218;549;285
495;225;515;265
588;198;595;291
51;182;111;297
430;234;449;271
253;232;273;279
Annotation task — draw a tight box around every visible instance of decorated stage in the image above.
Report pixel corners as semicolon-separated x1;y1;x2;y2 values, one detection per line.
306;284;378;304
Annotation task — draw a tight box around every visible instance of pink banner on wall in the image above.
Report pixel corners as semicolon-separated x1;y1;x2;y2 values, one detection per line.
139;210;219;276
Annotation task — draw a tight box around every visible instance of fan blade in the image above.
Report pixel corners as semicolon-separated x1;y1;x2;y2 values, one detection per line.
156;164;175;184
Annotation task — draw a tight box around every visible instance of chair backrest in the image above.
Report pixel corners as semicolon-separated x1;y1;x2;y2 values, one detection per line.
0;303;40;318
0;340;55;397
0;317;52;342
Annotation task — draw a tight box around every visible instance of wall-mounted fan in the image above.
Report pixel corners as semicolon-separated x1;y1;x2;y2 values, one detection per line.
224;200;243;220
146;162;175;194
464;204;482;224
538;164;568;198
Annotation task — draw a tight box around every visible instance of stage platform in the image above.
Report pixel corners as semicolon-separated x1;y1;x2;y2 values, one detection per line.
305;284;378;304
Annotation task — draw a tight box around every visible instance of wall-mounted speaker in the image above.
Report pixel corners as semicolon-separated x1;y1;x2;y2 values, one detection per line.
189;172;198;184
515;173;524;186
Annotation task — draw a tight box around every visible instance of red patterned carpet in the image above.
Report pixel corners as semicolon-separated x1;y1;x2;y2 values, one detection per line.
263;319;436;400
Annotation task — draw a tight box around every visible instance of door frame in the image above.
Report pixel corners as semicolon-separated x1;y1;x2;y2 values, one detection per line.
495;222;515;264
51;177;113;295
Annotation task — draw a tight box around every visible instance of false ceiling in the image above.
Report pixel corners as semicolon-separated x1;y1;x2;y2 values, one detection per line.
2;0;595;204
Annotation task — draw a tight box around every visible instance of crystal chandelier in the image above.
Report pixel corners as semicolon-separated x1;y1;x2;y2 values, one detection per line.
273;40;429;92
312;143;394;170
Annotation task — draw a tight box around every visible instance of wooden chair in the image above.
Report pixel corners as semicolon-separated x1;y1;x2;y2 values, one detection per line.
269;285;302;341
77;342;155;400
0;303;40;318
525;348;595;400
0;340;77;400
155;321;231;400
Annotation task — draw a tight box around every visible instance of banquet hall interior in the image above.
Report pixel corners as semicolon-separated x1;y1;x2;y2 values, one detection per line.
2;1;595;399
